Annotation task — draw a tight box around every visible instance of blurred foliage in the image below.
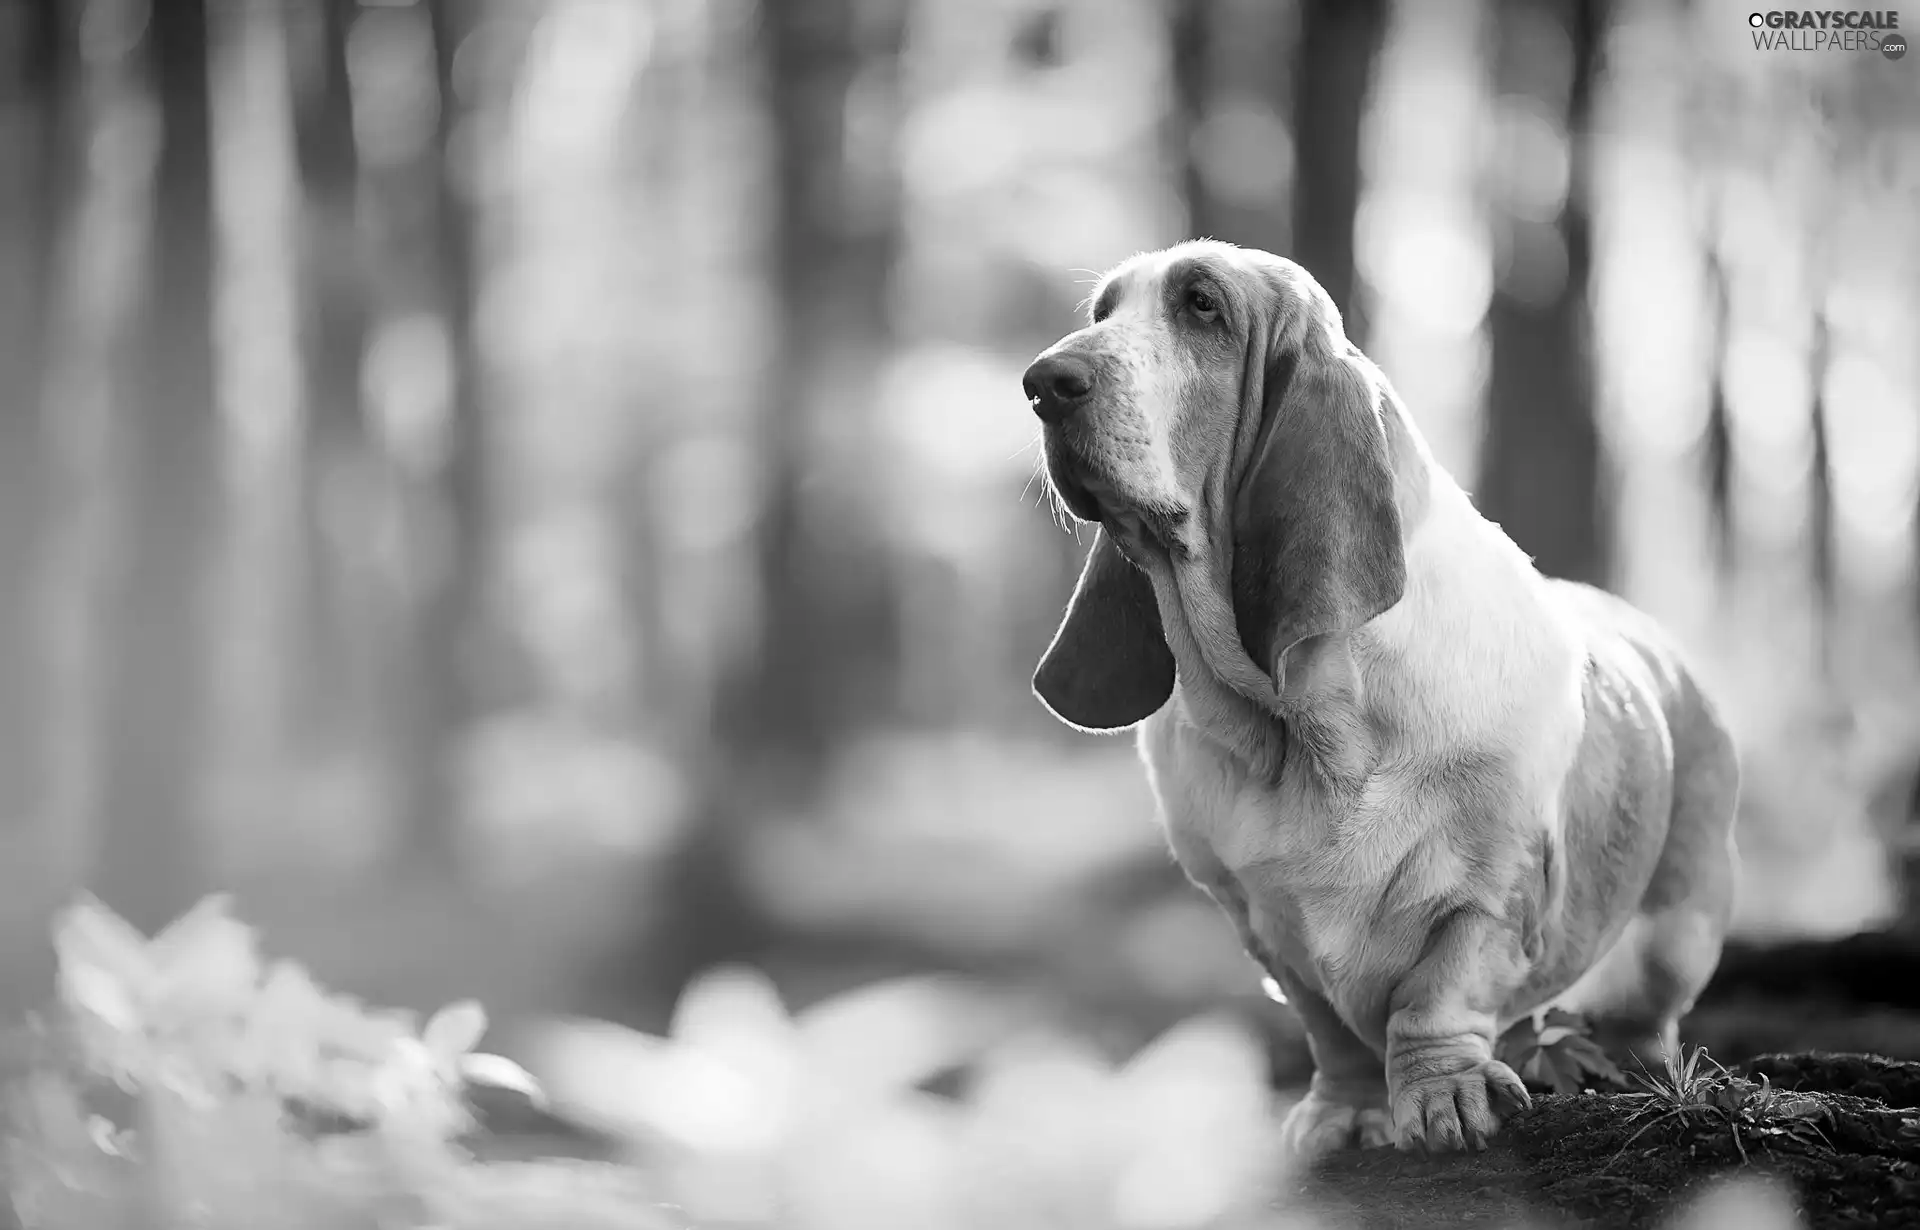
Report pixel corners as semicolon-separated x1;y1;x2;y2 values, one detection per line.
0;895;1829;1230
7;894;679;1229
0;0;1914;1224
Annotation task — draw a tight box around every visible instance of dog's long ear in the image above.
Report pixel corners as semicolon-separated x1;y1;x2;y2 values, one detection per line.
1231;334;1406;693
1034;529;1175;731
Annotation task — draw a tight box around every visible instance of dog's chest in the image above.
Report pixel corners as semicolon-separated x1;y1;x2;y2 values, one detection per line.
1143;712;1463;1018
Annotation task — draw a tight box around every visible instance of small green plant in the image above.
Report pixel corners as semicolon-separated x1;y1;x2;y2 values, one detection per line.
1498;1009;1627;1095
1613;1045;1831;1166
1632;1040;1730;1107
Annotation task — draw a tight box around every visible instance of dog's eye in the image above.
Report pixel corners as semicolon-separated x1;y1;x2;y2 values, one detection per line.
1186;287;1219;319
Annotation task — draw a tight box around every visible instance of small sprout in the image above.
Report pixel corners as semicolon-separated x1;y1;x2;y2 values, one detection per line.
1630;1042;1729;1105
1611;1045;1833;1169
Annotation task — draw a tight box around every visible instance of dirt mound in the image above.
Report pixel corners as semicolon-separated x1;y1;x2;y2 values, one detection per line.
1293;1053;1920;1229
1743;1052;1920;1109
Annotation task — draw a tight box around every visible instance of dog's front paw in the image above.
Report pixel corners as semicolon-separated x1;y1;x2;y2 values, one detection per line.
1278;1088;1394;1163
1389;1059;1530;1153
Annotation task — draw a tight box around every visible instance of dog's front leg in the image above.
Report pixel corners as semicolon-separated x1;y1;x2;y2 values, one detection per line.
1272;966;1395;1161
1196;872;1394;1162
1384;908;1533;1152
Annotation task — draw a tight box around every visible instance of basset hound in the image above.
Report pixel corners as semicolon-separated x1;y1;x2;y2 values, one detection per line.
1022;241;1739;1159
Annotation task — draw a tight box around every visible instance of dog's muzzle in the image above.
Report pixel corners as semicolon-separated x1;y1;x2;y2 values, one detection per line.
1023;352;1095;425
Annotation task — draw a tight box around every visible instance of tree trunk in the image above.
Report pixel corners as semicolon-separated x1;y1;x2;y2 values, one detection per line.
1168;0;1294;253
1290;0;1388;340
1477;0;1610;587
1169;0;1213;234
94;0;216;932
630;0;909;1012
391;0;485;875
1807;311;1836;675
0;0;73;841
30;0;149;924
728;0;906;769
1701;240;1736;579
288;0;370;762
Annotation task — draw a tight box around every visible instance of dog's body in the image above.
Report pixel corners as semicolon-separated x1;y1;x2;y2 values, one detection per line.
1022;241;1738;1158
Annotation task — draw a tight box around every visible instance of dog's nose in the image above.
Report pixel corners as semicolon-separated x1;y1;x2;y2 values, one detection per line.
1023;354;1094;424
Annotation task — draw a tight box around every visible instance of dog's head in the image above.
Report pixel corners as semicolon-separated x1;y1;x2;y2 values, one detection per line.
1027;241;1412;732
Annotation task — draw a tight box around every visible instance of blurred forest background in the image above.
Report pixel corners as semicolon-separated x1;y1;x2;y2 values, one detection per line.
0;0;1916;1223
